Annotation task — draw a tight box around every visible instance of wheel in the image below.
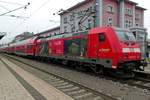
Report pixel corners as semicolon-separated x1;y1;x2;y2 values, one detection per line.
90;65;104;75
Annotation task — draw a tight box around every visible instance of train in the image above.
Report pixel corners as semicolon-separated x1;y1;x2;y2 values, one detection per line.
0;27;147;78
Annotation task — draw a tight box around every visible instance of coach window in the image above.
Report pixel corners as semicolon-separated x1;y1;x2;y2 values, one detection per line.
64;17;68;24
99;33;105;42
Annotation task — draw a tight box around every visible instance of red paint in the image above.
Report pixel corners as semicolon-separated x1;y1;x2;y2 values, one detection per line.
2;27;141;70
49;39;64;56
87;27;141;67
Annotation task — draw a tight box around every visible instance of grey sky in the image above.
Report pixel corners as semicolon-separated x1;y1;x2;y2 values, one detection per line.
0;0;149;44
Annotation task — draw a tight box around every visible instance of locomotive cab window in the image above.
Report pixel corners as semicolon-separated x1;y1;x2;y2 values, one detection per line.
99;33;105;42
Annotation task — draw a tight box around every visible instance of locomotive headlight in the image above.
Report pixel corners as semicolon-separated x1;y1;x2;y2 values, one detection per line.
134;48;141;53
122;48;130;53
122;48;141;53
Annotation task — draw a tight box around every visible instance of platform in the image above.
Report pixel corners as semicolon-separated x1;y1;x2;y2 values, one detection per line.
0;56;73;100
0;59;34;100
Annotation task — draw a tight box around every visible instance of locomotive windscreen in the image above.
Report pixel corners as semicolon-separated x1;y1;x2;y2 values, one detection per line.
115;30;136;42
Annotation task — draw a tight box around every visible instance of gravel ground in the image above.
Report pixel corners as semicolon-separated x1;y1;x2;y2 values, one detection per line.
6;55;150;100
145;64;150;72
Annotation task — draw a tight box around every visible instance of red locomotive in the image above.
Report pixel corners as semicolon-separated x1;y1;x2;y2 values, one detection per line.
0;27;147;78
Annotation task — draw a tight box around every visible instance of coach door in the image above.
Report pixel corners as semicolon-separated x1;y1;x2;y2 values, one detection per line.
97;32;110;59
88;33;98;58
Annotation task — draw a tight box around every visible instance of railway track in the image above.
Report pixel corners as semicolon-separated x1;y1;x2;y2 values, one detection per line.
2;54;117;100
108;71;150;94
127;72;150;92
3;54;150;99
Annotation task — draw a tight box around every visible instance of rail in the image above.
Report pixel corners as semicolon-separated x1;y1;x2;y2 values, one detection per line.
2;54;116;100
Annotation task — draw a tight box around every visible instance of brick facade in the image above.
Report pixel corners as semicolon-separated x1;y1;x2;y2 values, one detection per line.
60;0;145;34
60;0;95;34
135;6;145;28
124;1;135;28
102;0;119;27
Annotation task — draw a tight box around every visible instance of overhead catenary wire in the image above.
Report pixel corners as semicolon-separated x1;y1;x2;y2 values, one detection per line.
3;0;59;39
11;0;57;34
0;2;30;37
0;3;30;16
10;0;52;35
49;19;59;23
30;0;51;16
0;0;60;44
0;4;10;11
0;0;25;6
3;14;29;19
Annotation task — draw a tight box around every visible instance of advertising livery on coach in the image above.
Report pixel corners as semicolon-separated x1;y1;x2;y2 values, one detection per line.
0;27;147;78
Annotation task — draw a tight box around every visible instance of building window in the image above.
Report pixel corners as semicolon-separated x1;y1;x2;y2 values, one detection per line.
125;20;128;28
107;5;114;13
87;6;94;13
77;11;83;18
129;20;132;27
78;26;83;31
70;14;75;21
136;23;139;27
89;6;93;12
129;21;132;27
87;19;92;29
125;8;132;16
71;24;75;32
64;17;68;24
125;20;132;28
64;26;67;33
107;17;113;26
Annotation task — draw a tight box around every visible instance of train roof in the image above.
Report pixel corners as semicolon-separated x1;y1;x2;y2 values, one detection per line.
36;31;88;42
36;27;133;41
10;36;37;46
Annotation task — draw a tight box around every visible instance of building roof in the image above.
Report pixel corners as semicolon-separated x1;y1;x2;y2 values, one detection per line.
59;0;145;15
135;6;146;10
125;0;137;5
35;26;60;36
59;0;93;15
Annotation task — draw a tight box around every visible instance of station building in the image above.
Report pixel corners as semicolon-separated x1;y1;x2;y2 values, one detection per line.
36;0;146;37
59;0;146;33
36;26;60;37
13;32;34;42
58;0;147;58
32;0;147;58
